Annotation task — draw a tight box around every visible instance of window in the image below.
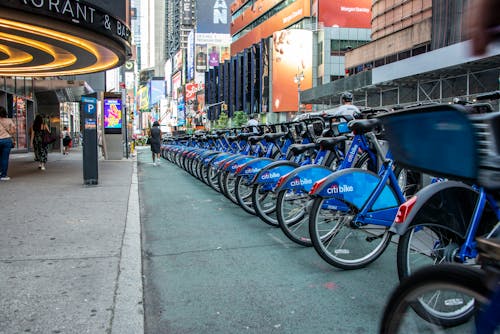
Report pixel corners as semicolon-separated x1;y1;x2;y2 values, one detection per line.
317;41;323;65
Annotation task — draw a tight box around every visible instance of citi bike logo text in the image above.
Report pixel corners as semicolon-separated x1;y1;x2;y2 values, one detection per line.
290;178;313;187
327;184;354;194
261;172;281;180
244;167;260;174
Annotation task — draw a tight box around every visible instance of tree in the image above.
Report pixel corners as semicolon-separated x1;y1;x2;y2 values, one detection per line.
215;111;229;129
232;111;248;127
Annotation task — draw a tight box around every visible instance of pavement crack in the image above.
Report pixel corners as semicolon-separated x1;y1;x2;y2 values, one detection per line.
146;242;300;258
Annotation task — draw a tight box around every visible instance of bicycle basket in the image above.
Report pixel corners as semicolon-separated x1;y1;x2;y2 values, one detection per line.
378;104;479;181
331;122;350;136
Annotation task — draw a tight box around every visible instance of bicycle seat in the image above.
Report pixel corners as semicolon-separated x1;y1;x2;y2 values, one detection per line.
248;135;266;144
348;118;381;134
237;133;254;140
316;136;348;150
264;132;286;142
288;143;319;155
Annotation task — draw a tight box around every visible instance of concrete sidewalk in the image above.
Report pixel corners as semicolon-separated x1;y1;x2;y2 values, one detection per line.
0;148;144;334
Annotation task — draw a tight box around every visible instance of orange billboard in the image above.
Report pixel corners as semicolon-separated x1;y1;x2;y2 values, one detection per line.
319;0;371;28
231;0;282;35
231;0;310;56
271;29;312;113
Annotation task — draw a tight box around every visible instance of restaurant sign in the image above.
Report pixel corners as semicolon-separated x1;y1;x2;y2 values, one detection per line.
2;0;131;46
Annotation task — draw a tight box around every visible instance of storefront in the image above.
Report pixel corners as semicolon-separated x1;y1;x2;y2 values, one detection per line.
0;0;131;151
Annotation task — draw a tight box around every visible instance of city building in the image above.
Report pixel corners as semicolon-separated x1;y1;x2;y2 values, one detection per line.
302;0;500;110
204;0;372;122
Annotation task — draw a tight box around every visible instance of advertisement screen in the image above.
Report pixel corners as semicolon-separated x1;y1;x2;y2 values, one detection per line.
149;80;166;108
104;98;122;133
319;0;371;28
272;30;313;113
196;0;231;34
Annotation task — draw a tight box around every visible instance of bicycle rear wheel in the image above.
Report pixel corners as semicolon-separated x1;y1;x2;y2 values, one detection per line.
380;264;488;333
308;197;392;269
397;224;464;279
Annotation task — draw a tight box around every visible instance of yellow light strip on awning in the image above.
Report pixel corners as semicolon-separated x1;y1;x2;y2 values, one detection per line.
0;18;120;76
0;44;33;65
0;32;76;70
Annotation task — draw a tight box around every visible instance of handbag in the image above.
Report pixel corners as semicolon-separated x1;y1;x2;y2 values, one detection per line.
42;130;57;145
146;137;151;145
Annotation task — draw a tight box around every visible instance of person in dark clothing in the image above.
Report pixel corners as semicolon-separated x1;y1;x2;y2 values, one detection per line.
30;114;51;171
150;121;162;166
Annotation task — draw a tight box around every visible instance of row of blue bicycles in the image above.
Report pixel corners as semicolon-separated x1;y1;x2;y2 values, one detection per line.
161;92;500;333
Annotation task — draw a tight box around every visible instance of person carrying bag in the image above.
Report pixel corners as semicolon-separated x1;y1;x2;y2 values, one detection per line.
0;106;16;180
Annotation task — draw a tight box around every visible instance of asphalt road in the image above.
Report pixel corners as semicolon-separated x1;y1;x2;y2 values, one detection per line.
137;147;402;334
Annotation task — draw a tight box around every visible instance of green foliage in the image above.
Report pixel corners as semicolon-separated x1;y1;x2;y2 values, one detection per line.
215;111;229;129
232;111;248;127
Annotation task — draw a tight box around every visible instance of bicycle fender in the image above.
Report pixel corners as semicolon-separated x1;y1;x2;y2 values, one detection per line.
201;151;221;166
209;152;234;167
309;168;399;210
252;161;300;185
224;155;255;174
274;165;333;193
235;157;275;178
214;154;243;171
390;181;478;237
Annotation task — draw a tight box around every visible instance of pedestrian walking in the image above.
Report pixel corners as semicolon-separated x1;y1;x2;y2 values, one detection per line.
0;106;16;180
246;114;259;133
30;114;51;171
327;92;361;121
61;126;72;155
150;121;162;166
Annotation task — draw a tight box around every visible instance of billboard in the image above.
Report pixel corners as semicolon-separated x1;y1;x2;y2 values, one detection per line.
182;0;193;26
271;30;313;113
231;0;310;55
164;59;172;97
172;72;182;100
196;44;208;72
319;0;371;28
260;38;270;113
173;50;183;72
196;0;231;34
187;30;195;81
149;80;166;108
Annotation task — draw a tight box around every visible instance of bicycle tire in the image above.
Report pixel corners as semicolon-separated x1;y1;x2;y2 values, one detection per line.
276;152;376;247
379;264;488;333
252;183;280;227
235;175;256;214
397;224;464;280
276;188;313;247
308;197;392;269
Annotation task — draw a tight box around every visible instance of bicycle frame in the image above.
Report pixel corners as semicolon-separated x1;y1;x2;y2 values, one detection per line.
309;157;407;227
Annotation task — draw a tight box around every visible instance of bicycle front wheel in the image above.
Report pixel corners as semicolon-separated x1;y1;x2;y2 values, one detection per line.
252;184;279;227
235;175;255;214
309;197;392;269
380;264;488;333
276;189;313;247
